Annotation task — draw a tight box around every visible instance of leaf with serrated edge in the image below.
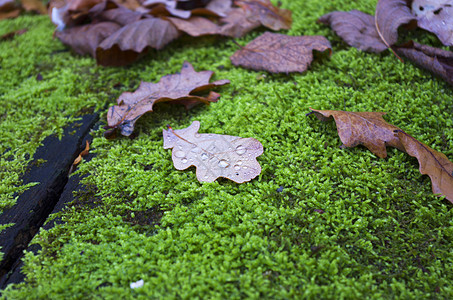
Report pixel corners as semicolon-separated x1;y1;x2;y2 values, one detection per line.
309;108;404;158
396;130;453;203
163;121;263;183
106;62;229;137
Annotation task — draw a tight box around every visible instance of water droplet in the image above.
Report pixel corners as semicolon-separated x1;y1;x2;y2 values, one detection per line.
243;166;248;169
235;145;246;155
191;146;200;153
237;160;243;166
182;158;188;164
234;165;241;171
201;153;208;160
195;133;201;138
218;159;230;168
175;150;185;158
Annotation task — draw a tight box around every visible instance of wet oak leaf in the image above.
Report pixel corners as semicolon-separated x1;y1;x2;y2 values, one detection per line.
230;32;332;73
395;41;453;85
106;62;230;137
395;130;453;203
411;0;453;46
309;108;405;158
163;121;263;183
319;10;387;53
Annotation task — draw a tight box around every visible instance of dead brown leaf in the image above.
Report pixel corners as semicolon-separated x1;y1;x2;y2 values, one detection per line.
309;108;405;158
21;0;47;14
166;7;260;38
0;0;20;20
56;22;121;57
69;140;90;174
395;41;453;85
105;62;230;137
318;10;387;53
96;17;179;66
163;121;263;183
375;0;415;49
411;0;453;46
236;0;292;31
310;108;453;203
230;32;332;73
395;130;453;203
0;28;27;41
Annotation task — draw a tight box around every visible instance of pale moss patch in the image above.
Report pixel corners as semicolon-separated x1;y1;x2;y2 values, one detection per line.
2;1;453;298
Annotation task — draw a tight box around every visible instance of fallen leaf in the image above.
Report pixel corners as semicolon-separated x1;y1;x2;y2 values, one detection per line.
395;130;453;203
0;0;20;20
230;32;332;73
21;0;47;14
375;0;415;48
163;121;263;183
411;0;453;46
308;108;405;158
56;22;122;57
69;140;90;174
166;7;260;38
0;28;27;41
96;17;180;66
236;0;292;31
106;62;230;137
318;10;387;53
395;41;453;85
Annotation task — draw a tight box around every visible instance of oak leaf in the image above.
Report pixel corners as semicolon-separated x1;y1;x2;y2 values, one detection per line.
395;130;453;203
230;32;332;73
166;8;260;38
395;41;453;85
411;0;453;46
106;62;230;137
309;108;404;158
163;121;263;183
236;0;292;31
375;0;415;49
318;10;387;53
0;0;21;19
310;108;453;203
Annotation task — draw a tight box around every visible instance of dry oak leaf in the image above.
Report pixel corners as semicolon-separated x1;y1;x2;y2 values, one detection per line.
309;108;405;158
106;61;230;137
163;121;263;183
230;32;332;73
411;0;453;46
395;130;453;203
395;41;453;85
318;10;387;53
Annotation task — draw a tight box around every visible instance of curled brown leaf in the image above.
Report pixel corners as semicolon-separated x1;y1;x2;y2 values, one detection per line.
106;62;229;137
395;130;453;203
309;108;404;158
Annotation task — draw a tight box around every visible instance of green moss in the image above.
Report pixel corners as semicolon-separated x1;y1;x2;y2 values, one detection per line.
2;0;453;298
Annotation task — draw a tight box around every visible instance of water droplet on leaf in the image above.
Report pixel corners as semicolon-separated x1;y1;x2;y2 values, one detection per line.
218;159;230;168
175;150;185;158
235;145;247;155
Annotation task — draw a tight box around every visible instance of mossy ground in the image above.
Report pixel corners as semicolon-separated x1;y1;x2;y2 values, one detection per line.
1;0;453;298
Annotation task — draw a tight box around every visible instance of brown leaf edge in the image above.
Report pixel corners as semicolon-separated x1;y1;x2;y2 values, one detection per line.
395;130;453;204
309;108;453;203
